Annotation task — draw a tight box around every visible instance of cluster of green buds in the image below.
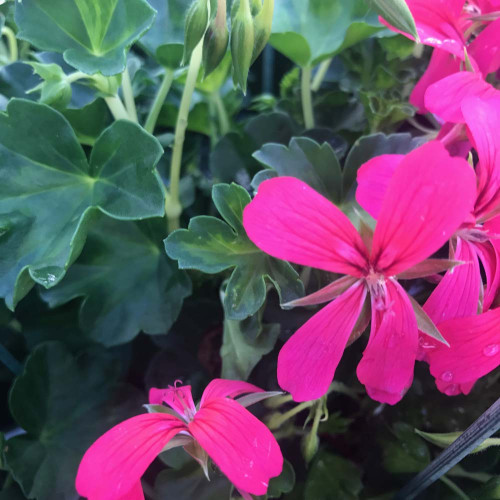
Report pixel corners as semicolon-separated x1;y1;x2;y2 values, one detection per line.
183;0;274;93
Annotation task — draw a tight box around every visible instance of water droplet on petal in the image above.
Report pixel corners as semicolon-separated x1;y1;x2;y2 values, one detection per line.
444;384;459;396
440;371;453;382
483;344;499;357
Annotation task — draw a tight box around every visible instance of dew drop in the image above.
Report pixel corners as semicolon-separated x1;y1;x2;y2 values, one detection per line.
483;344;499;357
440;371;453;382
444;384;459;396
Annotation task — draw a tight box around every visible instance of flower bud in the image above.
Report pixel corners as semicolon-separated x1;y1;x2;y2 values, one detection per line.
203;0;229;76
27;62;72;110
251;0;273;63
230;0;254;94
183;0;209;64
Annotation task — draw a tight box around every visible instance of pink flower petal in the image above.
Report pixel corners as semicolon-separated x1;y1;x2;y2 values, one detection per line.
356;154;403;219
188;398;283;496
380;0;466;58
277;282;367;402
428;308;500;391
200;379;264;407
371;141;476;276
425;72;498;123
423;238;481;324
475;240;500;310
462;95;500;220
76;414;186;500
243;177;368;277
469;18;500;76
357;280;418;405
410;49;461;113
149;385;196;420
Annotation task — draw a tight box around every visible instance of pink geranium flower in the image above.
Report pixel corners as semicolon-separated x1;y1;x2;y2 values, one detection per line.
380;0;500;113
243;141;475;405
76;379;283;500
357;96;500;396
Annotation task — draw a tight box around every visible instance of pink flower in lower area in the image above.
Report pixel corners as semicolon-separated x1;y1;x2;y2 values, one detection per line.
243;141;475;405
76;379;283;500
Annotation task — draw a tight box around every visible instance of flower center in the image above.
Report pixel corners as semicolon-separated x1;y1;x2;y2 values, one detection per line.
364;269;387;310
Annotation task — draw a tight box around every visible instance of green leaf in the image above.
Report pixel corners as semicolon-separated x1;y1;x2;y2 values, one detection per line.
415;429;500;454
4;342;141;500
382;423;430;474
0;99;164;310
41;217;191;346
252;137;343;203
270;0;384;66
267;460;296;498
305;452;363;500
15;0;156;76
370;0;419;41
0;62;41;109
221;314;280;380
165;183;304;320
154;462;232;500
211;112;298;184
342;132;425;195
140;0;190;68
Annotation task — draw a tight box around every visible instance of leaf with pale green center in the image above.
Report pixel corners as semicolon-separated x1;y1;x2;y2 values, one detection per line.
252;137;343;203
41;217;191;346
415;429;500;454
15;0;156;75
370;0;418;41
165;183;304;320
4;342;142;500
0;99;164;310
270;0;385;66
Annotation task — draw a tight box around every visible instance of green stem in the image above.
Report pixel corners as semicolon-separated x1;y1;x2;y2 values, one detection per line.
301;65;315;129
121;67;138;123
1;26;18;62
104;95;131;121
268;400;313;430
66;71;90;84
166;40;203;232
439;476;471;500
144;68;175;134
211;91;230;135
311;58;332;92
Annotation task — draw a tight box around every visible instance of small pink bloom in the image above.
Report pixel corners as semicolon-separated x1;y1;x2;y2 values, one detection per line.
76;380;283;500
243;141;475;404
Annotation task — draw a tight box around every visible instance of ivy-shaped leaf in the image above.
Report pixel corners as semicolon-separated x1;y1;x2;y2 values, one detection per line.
305;452;363;500
252;137;343;203
221;314;280;380
165;183;304;320
270;0;384;67
15;0;156;75
0;99;164;310
342;132;426;195
41;217;192;346
4;342;141;500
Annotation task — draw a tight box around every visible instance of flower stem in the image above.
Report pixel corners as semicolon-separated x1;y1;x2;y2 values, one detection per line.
104;95;131;121
66;71;90;84
166;39;203;232
268;400;313;430
301;64;315;129
211;91;230;135
439;476;471;500
121;67;138;123
311;58;331;92
144;68;175;134
1;27;18;62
